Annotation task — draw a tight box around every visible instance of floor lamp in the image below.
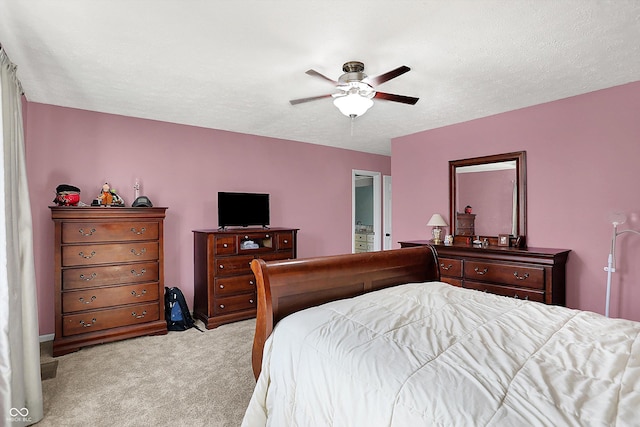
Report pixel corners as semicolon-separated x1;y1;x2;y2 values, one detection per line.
604;213;640;317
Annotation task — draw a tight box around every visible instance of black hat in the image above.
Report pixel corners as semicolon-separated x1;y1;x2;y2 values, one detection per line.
132;196;153;207
55;184;81;193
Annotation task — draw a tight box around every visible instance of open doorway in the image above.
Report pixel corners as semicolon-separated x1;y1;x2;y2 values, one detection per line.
352;170;381;253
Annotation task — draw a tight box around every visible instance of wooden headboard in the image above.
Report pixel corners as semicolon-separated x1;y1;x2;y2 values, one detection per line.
249;246;440;379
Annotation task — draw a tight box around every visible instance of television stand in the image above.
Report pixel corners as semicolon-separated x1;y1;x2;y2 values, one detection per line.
192;227;298;328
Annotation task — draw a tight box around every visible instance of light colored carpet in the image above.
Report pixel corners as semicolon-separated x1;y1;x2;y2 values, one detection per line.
37;319;256;426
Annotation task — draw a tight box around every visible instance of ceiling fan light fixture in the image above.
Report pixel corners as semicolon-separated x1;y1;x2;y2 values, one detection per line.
290;62;418;118
333;93;374;118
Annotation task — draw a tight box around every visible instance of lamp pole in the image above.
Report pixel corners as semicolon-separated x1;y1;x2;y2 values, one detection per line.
604;224;640;317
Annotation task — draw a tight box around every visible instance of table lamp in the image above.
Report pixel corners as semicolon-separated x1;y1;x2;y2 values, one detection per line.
427;214;448;244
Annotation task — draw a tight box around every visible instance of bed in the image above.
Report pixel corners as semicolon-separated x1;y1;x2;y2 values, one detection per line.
242;246;640;426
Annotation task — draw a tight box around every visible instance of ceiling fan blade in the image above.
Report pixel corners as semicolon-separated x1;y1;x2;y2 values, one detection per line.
374;92;419;105
305;69;338;84
363;65;411;86
289;94;334;105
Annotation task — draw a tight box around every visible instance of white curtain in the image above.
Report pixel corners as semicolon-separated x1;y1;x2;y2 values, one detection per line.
0;47;44;426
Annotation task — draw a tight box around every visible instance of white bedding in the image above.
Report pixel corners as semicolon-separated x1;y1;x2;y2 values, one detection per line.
242;282;640;426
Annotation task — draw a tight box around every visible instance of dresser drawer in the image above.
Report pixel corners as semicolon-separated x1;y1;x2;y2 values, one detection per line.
215;252;293;276
464;261;545;289
62;222;159;243
464;281;544;303
62;261;159;290
438;257;462;278
214;274;256;296
355;241;368;250
62;283;159;313
215;236;237;255
216;255;256;276
277;232;294;250
62;302;160;336
62;242;159;267
213;293;257;315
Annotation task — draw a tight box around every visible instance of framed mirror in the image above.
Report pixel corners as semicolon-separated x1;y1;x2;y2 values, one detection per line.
449;151;527;243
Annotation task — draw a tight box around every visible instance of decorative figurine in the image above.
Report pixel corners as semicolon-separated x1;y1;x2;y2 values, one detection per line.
97;182;124;206
465;205;473;214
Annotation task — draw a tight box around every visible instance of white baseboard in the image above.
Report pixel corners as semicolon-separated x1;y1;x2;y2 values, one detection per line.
39;334;54;343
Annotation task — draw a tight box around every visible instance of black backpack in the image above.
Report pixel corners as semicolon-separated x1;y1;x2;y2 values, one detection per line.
164;287;202;332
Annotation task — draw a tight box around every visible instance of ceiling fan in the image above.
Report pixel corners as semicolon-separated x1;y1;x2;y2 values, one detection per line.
290;61;419;118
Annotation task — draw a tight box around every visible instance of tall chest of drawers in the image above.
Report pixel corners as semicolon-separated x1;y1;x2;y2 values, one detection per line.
51;207;168;356
399;240;570;306
193;228;298;329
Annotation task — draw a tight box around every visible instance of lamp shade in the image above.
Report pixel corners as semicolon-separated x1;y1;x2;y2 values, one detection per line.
609;212;627;226
333;93;374;118
427;214;448;227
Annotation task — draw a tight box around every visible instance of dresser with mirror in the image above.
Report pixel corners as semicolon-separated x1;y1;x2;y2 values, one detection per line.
400;151;570;306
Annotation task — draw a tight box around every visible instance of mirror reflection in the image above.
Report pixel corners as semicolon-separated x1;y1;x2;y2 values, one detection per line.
449;151;526;240
456;161;517;236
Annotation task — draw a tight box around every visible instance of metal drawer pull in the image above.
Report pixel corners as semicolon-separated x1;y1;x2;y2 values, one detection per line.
219;304;225;309
283;239;288;244
80;272;97;281
79;251;96;259
131;310;147;319
79;296;96;304
131;289;147;297
249;299;254;304
223;243;228;248
440;263;453;271
130;268;146;277
249;280;254;285
78;228;96;236
80;318;97;327
130;227;146;235
130;248;147;256
474;267;488;275
513;272;530;280
219;284;225;289
219;265;224;269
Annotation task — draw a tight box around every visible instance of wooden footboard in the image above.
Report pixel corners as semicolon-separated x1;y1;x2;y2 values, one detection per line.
249;246;440;379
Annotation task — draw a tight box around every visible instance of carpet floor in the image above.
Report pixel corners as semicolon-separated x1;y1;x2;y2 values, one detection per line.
37;319;256;427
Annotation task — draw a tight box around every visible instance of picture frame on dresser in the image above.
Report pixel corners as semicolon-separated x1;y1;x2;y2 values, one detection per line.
498;234;510;246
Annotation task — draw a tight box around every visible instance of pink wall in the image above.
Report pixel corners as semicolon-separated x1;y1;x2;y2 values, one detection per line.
392;82;640;322
25;104;390;335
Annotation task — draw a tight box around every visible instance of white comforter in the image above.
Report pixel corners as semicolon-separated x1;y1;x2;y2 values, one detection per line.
242;282;640;426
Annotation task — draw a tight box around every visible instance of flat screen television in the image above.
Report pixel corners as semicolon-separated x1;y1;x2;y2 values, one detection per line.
218;192;270;228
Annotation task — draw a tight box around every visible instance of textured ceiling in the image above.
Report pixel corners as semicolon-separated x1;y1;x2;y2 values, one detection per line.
1;0;639;155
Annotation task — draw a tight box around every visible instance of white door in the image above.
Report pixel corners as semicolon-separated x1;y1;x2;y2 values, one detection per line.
383;175;392;250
